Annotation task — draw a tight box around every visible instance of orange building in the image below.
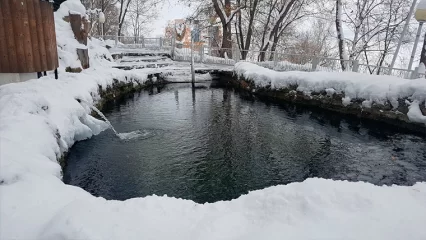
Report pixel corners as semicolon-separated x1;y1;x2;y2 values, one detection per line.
165;19;212;50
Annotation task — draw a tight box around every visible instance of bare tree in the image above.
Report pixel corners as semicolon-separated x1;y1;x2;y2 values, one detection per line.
117;0;133;36
335;0;347;70
338;0;412;72
211;0;245;57
81;0;120;37
127;0;162;38
235;0;259;60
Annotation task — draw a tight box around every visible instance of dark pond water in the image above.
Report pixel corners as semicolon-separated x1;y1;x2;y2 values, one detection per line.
64;83;426;203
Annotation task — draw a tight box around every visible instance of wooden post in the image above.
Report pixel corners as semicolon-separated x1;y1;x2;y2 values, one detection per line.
34;0;48;71
69;13;90;70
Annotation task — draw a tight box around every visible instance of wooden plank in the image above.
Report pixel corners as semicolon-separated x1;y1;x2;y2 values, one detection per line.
40;1;53;70
0;1;10;72
26;0;41;72
33;0;47;71
69;14;83;44
0;0;58;73
11;0;27;72
1;0;18;72
45;2;59;69
21;0;35;72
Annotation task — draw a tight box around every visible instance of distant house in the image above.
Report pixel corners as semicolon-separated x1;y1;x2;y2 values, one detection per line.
165;19;222;53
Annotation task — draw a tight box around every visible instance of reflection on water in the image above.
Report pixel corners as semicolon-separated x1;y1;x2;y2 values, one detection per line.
64;83;426;203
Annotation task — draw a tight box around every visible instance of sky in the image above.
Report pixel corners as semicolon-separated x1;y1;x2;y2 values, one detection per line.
149;0;193;37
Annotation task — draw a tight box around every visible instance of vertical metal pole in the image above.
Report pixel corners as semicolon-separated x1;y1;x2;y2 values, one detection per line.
190;24;195;87
171;22;176;58
312;57;319;71
199;45;204;63
407;22;424;75
411;66;420;79
390;0;417;72
352;60;359;72
274;52;278;68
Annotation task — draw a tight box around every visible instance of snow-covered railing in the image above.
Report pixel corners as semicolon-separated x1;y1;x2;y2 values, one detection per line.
357;64;423;79
173;47;236;65
93;35;423;79
94;35;172;51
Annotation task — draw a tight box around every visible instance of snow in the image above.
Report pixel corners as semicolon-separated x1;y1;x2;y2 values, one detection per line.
325;88;336;96
1;69;426;240
164;72;213;82
235;62;426;123
174;48;236;65
1;1;426;239
55;0;114;72
418;0;426;10
407;100;426;124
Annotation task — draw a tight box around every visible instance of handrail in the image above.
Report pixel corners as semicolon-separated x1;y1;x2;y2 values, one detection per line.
93;35;423;79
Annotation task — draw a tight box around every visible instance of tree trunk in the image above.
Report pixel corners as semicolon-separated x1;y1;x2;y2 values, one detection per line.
259;0;296;62
221;23;232;58
118;0;131;36
212;0;234;58
258;44;269;62
419;32;426;76
240;0;259;60
268;30;283;61
335;0;347;71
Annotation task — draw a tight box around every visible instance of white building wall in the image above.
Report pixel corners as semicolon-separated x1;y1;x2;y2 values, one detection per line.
0;73;38;86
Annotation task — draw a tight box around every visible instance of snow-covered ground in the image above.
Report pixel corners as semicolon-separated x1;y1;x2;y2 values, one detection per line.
235;62;426;125
1;0;426;239
2;68;426;239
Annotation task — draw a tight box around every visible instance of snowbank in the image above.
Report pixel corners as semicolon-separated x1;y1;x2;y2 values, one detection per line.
235;62;426;125
54;0;114;72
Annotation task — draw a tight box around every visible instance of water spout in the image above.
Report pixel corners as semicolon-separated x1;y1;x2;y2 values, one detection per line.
77;98;145;140
89;104;120;136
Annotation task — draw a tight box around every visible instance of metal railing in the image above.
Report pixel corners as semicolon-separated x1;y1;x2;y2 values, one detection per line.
97;35;172;50
92;35;423;79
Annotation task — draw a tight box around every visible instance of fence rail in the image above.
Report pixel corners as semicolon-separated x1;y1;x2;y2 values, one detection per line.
93;35;423;79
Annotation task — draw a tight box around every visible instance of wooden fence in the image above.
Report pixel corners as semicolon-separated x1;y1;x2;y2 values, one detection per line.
0;0;59;73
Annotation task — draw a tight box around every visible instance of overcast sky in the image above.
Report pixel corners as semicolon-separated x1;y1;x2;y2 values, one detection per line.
149;0;193;37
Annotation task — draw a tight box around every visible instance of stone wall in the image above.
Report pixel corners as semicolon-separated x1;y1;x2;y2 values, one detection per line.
215;71;426;134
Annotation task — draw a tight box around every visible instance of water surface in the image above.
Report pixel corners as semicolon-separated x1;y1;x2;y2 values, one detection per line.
64;83;426;203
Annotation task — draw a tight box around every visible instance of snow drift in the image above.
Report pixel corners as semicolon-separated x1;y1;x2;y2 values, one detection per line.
235;62;426;125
